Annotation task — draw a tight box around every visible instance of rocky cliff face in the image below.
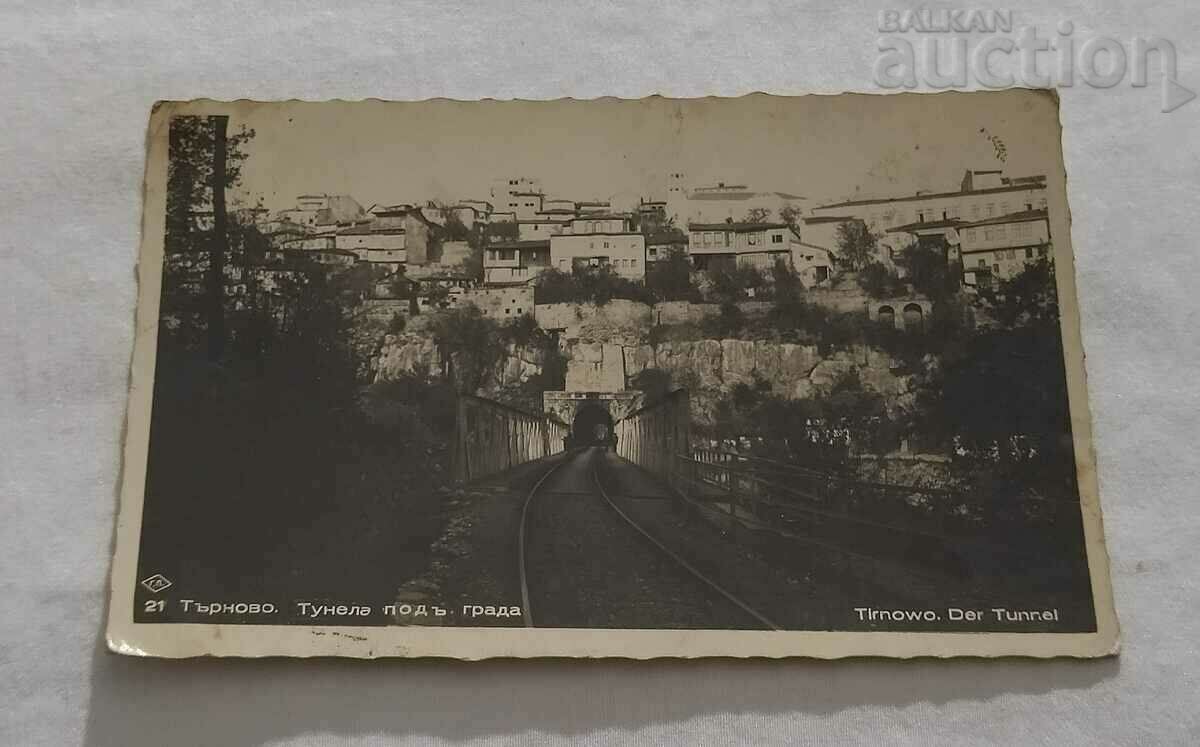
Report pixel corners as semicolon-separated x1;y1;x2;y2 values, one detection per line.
621;340;907;401
373;334;545;390
373;332;913;425
618;340;912;425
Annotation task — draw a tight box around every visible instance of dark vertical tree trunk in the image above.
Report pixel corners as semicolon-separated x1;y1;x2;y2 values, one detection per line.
207;115;229;362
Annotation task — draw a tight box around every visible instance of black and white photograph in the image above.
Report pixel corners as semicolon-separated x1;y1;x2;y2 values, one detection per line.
108;92;1116;658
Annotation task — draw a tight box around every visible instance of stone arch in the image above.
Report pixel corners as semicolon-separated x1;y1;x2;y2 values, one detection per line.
877;305;896;328
903;303;924;331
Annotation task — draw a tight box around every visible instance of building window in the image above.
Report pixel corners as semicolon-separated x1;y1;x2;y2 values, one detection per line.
993;264;1000;273
631;259;638;268
748;233;758;245
1025;247;1034;259
977;258;986;267
771;233;783;244
984;203;995;216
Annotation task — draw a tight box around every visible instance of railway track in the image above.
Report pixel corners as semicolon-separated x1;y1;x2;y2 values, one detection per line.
518;447;779;630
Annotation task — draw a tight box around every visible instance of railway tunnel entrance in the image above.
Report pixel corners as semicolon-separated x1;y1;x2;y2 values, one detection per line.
570;401;615;448
543;391;640;450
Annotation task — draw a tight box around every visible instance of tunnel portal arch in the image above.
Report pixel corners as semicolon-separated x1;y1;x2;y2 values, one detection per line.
571;401;615;447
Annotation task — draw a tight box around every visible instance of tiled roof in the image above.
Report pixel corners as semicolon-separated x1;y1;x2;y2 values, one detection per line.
645;230;688;245
885;218;965;233
815;180;1046;210
958;208;1048;228
794;241;835;253
572;213;629;221
688;192;756;201
488;239;551;250
688;221;789;232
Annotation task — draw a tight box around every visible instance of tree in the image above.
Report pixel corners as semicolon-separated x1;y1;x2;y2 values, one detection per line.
533;265;653;305
977;253;1058;329
706;264;767;302
436;205;473;242
744;207;772;223
424;283;451;310
206;116;229;361
532;267;577;305
638;210;678;237
645;246;700;302
630;368;675;403
856;261;907;299
896;236;959;301
779;204;803;232
429;306;507;393
700;300;746;338
163;115;255;352
770;258;804;307
835;220;877;271
909;255;1075;491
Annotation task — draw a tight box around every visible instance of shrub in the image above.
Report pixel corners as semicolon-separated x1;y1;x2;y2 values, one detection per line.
857;261;908;299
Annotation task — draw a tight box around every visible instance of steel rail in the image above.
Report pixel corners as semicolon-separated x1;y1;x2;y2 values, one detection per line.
589;453;783;632
517;452;576;628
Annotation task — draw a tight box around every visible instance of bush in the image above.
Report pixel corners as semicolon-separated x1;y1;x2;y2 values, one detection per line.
706;264;768;302
700;301;745;338
702;367;898;462
534;265;654;305
857;261;908;299
386;312;406;335
645;246;701;302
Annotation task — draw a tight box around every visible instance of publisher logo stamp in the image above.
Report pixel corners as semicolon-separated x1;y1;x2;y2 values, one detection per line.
140;573;173;594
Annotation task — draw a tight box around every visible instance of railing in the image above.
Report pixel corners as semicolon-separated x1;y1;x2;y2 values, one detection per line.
451;394;568;482
614;389;690;490
679;448;1081;551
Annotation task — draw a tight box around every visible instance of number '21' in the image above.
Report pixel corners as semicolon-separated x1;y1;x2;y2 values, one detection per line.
143;600;166;613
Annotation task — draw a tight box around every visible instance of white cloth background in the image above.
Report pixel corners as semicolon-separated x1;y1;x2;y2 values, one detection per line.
2;1;1197;744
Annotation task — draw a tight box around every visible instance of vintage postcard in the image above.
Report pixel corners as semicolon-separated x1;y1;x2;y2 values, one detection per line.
107;92;1118;658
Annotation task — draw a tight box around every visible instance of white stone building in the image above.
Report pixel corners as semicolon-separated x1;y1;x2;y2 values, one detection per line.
490;177;544;219
483;239;551;286
550;214;646;280
958;208;1051;288
687;221;795;271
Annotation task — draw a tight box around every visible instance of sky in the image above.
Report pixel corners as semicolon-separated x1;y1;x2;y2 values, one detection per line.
226;90;1064;214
